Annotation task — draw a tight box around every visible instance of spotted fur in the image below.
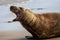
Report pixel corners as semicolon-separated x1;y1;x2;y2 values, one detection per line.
10;6;60;39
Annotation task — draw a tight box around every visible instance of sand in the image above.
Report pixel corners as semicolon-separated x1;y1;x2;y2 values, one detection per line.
0;30;60;40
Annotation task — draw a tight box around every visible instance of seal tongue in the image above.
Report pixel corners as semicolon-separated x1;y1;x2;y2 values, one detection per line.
16;13;20;18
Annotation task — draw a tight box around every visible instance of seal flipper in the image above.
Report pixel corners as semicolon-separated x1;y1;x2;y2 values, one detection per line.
25;35;39;39
25;36;38;40
25;36;33;39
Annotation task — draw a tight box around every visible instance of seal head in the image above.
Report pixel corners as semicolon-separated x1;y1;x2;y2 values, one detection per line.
10;6;24;17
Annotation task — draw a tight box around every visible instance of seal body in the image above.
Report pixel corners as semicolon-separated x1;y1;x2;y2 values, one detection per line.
10;6;60;39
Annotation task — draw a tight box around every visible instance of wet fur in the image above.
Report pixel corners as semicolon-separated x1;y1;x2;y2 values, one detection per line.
10;6;60;39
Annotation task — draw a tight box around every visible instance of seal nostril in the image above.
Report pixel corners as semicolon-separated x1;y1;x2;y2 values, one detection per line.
10;6;14;9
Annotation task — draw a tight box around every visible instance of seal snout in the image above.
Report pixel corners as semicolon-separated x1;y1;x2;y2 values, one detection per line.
10;6;16;11
10;6;14;9
10;6;19;13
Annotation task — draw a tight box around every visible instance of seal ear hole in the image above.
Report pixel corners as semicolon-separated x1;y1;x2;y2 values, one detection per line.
19;7;23;11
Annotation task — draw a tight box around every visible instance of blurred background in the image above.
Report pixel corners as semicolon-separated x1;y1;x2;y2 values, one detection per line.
0;0;60;40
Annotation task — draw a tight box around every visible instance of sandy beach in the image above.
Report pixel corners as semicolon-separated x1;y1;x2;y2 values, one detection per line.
0;31;31;40
0;30;60;40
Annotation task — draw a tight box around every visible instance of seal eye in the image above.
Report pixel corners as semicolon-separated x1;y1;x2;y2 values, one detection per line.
19;7;23;11
14;9;18;12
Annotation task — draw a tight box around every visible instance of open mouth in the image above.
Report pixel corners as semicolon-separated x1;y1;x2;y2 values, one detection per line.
16;13;20;17
10;6;23;18
15;12;22;18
